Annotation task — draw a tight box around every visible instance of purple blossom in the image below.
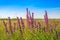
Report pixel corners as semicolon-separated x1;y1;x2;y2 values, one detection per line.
20;17;25;29
3;20;8;33
31;12;34;28
44;10;48;30
17;17;20;27
8;17;13;34
26;8;30;27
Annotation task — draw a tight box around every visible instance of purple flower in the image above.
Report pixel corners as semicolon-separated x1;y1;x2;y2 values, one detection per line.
17;17;20;27
3;20;8;33
32;12;34;19
20;17;25;30
44;10;48;30
8;17;13;34
31;12;34;28
26;8;29;26
26;8;31;28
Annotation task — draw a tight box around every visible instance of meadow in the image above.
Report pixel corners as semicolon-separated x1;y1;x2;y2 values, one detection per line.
0;8;60;40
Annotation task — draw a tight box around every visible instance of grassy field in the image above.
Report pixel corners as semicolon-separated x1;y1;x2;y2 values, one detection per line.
0;19;60;40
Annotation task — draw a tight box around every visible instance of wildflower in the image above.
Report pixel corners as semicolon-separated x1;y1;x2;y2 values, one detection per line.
44;10;48;30
31;12;34;28
20;17;25;30
8;17;13;34
3;20;8;33
17;17;20;27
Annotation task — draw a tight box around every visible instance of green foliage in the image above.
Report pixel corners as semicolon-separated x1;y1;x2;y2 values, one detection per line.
0;19;60;40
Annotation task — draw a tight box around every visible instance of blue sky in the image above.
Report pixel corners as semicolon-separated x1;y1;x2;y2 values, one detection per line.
0;0;60;19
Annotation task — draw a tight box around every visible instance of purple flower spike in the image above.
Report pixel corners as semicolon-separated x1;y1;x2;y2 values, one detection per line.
44;10;48;30
3;20;8;33
8;17;13;34
20;17;25;30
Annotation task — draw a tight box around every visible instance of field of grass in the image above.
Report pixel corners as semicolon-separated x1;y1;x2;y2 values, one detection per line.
0;19;60;40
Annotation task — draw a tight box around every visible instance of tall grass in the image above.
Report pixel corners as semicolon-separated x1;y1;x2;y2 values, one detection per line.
1;8;60;40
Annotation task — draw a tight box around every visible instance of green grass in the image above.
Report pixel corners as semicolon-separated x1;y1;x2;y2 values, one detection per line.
0;19;60;40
